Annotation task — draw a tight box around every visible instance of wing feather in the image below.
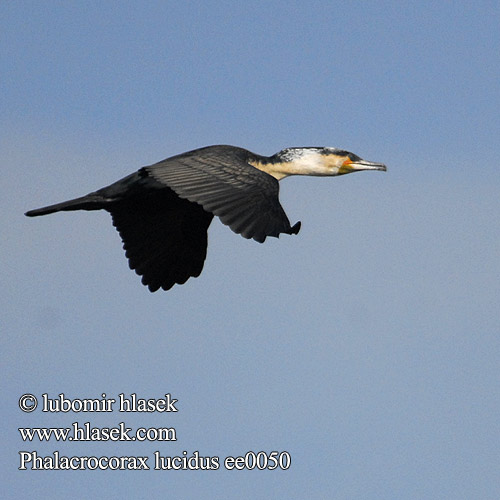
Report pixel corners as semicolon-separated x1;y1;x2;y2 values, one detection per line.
108;188;213;292
144;145;299;242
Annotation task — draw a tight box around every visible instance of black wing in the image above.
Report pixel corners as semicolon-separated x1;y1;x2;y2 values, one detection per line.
108;188;213;292
144;145;300;243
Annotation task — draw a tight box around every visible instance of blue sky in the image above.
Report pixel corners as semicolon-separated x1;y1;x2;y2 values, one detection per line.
2;1;499;499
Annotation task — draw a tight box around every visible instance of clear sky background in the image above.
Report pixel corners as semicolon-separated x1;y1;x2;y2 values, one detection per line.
2;1;499;499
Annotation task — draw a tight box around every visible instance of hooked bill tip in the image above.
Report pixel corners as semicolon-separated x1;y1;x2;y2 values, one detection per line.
353;160;387;172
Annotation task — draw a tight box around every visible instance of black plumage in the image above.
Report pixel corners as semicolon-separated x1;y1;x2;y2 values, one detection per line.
25;145;300;292
26;144;386;291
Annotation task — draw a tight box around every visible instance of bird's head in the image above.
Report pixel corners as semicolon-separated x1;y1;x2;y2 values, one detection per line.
263;147;387;180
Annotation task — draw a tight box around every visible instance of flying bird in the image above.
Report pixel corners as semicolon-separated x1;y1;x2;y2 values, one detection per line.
25;145;386;292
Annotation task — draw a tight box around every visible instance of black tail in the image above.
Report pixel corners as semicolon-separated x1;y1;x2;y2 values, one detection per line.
25;194;108;217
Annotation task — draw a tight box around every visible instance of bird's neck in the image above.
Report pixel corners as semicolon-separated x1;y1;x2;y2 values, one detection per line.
249;154;337;181
248;159;291;180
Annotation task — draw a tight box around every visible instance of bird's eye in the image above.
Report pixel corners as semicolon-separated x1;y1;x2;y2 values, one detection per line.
342;158;353;167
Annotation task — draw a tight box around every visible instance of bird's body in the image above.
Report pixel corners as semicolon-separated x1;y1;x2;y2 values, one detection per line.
26;145;386;292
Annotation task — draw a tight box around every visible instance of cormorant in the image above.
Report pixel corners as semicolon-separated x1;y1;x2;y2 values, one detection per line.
25;145;386;292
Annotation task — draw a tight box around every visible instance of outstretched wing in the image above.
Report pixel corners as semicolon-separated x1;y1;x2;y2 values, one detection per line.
108;188;213;292
144;145;300;243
